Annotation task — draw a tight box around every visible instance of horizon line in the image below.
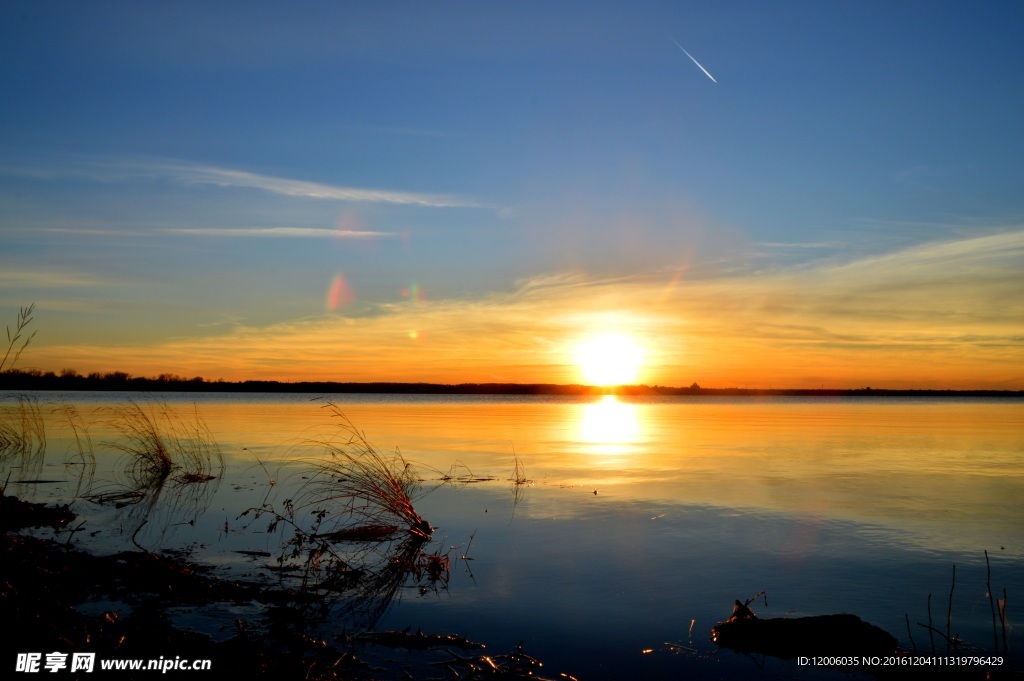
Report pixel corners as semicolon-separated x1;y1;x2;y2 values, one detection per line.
2;369;1022;396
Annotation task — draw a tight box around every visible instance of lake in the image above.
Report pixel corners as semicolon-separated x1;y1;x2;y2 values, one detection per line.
3;392;1022;679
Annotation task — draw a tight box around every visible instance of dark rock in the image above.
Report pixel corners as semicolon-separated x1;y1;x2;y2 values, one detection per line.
712;601;897;658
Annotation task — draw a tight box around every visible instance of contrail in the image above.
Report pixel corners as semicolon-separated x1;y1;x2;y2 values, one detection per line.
670;37;717;83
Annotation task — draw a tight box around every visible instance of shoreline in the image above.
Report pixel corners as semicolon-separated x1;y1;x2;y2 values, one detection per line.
2;373;1023;399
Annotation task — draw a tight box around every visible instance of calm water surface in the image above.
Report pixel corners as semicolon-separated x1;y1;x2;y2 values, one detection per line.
4;392;1022;679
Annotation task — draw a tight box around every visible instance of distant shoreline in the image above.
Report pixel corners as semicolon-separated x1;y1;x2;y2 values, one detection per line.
2;370;1022;397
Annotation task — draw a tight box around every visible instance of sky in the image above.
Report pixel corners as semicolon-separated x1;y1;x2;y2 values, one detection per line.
2;1;1023;389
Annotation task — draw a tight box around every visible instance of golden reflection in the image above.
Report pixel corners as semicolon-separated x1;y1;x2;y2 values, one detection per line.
577;395;642;456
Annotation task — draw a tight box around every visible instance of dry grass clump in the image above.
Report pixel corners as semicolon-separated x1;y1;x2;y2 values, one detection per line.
299;403;431;542
83;402;223;548
103;401;173;484
101;400;222;488
240;404;438;626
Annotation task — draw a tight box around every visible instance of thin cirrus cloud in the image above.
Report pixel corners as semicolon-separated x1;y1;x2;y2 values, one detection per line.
157;162;482;208
164;227;395;239
4;156;484;209
0;267;113;289
33;226;394;240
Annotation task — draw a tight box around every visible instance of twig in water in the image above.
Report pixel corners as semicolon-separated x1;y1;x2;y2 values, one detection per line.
131;519;149;553
252;453;276;487
986;550;998;656
56;402;96;498
743;590;768;610
904;613;917;652
64;519;88;546
915;622;963;650
927;593;936;653
946;563;955;655
510;447;530;486
999;588;1008;658
461;530;476;561
508;447;532;521
437;460;495;485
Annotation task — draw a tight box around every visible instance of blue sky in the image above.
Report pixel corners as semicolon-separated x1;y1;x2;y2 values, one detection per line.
2;1;1023;387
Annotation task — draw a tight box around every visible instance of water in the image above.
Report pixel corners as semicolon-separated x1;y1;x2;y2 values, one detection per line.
3;391;1022;679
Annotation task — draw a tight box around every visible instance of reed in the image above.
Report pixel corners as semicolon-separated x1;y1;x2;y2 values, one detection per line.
0;393;47;472
508;448;531;516
0;306;46;477
1;303;36;373
511;449;529;486
53;402;96;498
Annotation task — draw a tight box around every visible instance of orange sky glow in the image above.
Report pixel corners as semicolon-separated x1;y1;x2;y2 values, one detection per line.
17;231;1024;390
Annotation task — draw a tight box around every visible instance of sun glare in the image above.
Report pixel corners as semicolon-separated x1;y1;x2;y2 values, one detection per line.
579;395;640;449
575;333;644;386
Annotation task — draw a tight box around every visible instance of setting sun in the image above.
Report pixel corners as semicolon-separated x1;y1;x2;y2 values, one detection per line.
575;333;644;386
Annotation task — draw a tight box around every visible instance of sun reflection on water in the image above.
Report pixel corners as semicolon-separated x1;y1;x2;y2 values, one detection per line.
577;395;642;457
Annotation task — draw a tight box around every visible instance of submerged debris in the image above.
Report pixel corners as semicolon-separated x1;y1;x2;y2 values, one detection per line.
435;640;570;680
349;628;485;651
711;596;897;658
0;487;75;531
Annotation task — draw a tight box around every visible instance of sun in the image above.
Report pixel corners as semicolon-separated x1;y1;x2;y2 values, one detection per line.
575;333;644;386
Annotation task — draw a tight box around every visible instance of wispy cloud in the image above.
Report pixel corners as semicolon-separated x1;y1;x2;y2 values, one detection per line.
34;225;394;239
152;161;482;208
751;241;843;250
820;229;1024;277
0;267;113;289
3;156;484;209
164;227;395;239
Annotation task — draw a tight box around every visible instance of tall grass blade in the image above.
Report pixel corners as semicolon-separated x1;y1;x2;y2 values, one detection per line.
54;402;97;498
1;303;36;373
0;394;47;477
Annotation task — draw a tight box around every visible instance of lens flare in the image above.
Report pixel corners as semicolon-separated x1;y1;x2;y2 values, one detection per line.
335;208;363;238
401;283;424;303
326;273;355;311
